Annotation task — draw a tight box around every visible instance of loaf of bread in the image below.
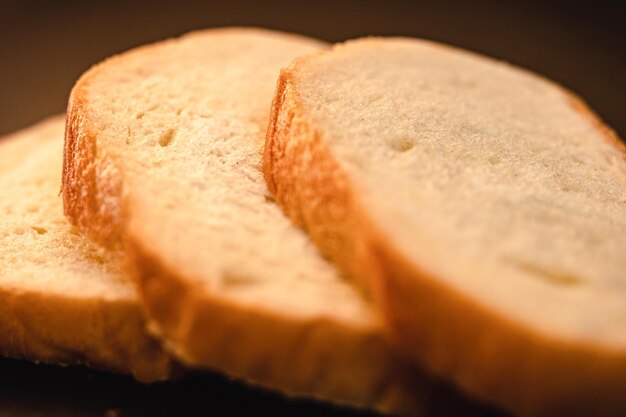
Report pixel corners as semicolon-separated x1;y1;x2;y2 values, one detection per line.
264;38;626;417
60;28;492;415
0;116;173;382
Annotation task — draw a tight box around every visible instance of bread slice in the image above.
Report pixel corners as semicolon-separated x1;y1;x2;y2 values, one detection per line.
264;38;626;417
0;116;173;382
61;28;493;415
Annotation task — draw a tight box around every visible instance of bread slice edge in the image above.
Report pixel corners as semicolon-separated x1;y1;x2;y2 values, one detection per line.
263;43;626;417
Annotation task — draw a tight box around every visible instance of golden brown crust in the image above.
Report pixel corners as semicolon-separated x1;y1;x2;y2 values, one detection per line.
264;61;626;417
376;241;626;417
264;70;379;296
62;27;327;251
0;116;175;382
128;229;489;416
61;29;499;415
566;93;626;158
0;286;174;382
63;76;125;251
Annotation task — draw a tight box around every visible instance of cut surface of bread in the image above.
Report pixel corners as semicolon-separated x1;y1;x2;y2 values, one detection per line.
264;38;626;417
0;116;173;382
61;28;494;415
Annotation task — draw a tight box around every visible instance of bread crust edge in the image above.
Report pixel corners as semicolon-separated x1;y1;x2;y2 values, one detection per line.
0;285;173;382
62;67;177;382
263;58;626;417
58;28;486;416
128;228;491;416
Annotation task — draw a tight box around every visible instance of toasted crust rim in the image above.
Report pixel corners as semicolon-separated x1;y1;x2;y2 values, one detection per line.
59;28;490;415
0;285;174;382
127;226;485;416
263;41;626;417
0;117;174;382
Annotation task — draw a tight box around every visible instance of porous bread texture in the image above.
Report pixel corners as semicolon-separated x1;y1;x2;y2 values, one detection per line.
62;28;490;415
264;37;626;417
0;116;173;382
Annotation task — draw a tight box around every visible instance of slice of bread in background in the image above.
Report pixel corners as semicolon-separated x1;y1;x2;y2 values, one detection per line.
61;28;495;415
0;116;173;382
264;38;626;417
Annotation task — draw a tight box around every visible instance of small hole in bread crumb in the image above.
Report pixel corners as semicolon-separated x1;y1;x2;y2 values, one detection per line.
390;137;415;152
87;252;107;265
222;273;258;287
191;180;206;191
31;226;47;235
158;128;175;147
488;155;501;165
504;257;581;286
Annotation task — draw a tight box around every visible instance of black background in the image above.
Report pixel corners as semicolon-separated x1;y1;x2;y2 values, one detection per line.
0;357;383;417
0;1;624;416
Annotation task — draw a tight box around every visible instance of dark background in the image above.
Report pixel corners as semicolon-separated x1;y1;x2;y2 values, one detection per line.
0;0;625;138
0;1;624;416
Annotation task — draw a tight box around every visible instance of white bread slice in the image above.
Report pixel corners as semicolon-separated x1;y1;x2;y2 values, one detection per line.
0;116;173;382
61;28;490;415
264;38;626;417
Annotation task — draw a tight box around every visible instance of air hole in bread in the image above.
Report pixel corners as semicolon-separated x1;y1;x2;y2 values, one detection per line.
31;226;47;235
222;272;258;287
158;128;175;147
86;251;107;265
452;78;477;89
560;184;582;193
135;112;145;120
505;257;581;286
488;155;502;165
390;137;415;152
191;180;206;190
